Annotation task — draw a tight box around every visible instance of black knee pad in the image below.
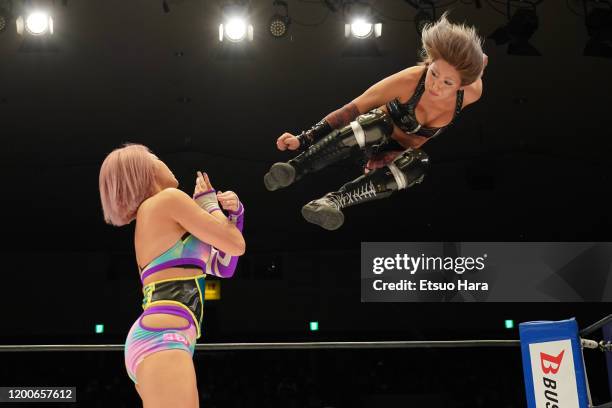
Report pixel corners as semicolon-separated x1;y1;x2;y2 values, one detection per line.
387;149;430;189
287;109;395;179
337;108;394;150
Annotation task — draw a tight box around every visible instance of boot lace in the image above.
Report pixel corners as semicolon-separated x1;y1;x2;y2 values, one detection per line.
327;181;377;209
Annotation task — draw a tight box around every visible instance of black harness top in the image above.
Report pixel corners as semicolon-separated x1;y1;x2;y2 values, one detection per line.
386;67;464;139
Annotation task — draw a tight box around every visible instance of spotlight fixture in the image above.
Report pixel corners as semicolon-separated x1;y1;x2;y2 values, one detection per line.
506;8;540;55
269;0;290;38
488;3;541;56
224;18;248;41
404;0;435;36
346;19;381;39
218;3;253;42
16;10;53;36
13;3;58;51
0;0;11;34
343;2;381;39
0;0;11;33
0;14;6;33
414;8;434;36
584;3;612;58
26;11;51;35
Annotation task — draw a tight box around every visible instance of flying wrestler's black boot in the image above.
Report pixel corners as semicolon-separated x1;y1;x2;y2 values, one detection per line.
301;148;430;230
264;109;393;191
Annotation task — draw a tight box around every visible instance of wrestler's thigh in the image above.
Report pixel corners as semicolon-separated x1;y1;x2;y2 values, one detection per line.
137;349;198;408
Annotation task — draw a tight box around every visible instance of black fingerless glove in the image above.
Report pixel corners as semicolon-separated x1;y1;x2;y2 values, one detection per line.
296;119;333;151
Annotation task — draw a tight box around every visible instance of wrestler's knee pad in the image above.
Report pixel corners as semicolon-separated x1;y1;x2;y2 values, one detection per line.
339;148;428;195
340;108;394;149
387;148;429;190
290;109;393;174
302;108;393;171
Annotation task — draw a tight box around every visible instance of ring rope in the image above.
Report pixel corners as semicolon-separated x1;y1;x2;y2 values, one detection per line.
0;339;520;352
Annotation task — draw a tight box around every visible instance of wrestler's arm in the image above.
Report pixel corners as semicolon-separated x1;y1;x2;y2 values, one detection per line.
206;202;244;278
158;188;246;256
279;67;421;151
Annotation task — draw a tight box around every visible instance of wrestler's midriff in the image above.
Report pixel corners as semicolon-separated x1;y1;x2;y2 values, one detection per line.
390;129;428;149
378;105;428;149
141;266;203;330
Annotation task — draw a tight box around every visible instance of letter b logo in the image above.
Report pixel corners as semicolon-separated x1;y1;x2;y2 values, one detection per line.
540;350;565;375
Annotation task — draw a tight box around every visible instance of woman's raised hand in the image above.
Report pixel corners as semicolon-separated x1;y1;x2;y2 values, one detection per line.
276;132;300;151
194;171;214;196
217;191;240;213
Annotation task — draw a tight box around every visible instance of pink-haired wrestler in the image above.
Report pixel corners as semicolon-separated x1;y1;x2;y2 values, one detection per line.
99;144;245;407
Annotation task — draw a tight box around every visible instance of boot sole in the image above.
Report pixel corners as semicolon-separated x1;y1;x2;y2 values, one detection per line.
263;163;296;191
301;203;344;231
263;172;279;191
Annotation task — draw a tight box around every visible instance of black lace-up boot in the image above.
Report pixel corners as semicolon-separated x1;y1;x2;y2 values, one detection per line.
301;148;429;230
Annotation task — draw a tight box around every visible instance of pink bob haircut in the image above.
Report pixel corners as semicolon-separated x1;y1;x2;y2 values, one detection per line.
99;143;158;226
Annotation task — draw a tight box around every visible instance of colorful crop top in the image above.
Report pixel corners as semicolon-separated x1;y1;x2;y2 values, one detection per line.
386;66;464;139
139;203;244;284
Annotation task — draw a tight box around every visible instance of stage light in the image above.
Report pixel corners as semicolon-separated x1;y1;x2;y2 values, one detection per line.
269;18;286;37
227;18;247;41
488;5;540;56
343;2;381;39
269;0;290;38
415;8;433;36
218;2;253;43
0;0;11;33
345;20;381;39
17;11;53;36
219;17;253;42
26;11;52;35
506;8;539;55
584;5;612;58
350;19;372;38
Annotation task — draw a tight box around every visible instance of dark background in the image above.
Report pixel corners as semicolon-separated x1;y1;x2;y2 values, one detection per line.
0;0;610;406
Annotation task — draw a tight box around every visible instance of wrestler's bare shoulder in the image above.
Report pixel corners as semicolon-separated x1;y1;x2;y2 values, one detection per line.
380;65;426;101
394;65;426;85
136;188;192;225
355;65;427;112
147;188;191;207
